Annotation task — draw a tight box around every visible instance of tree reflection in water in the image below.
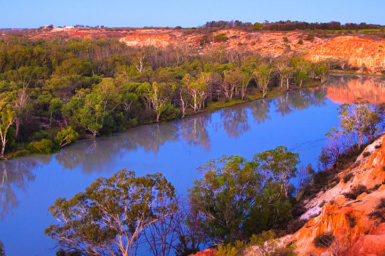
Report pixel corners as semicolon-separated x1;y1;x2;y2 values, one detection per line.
181;115;211;150
221;106;250;138
0;159;39;219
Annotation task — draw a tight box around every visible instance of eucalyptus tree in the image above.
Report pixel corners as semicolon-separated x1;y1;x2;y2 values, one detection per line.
253;63;272;98
182;73;209;112
327;104;382;149
45;169;177;256
0;103;15;157
189;147;299;244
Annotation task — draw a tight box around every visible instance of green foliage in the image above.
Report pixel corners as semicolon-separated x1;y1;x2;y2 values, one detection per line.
253;22;264;31
214;33;229;42
297;39;303;45
217;243;240;256
327;104;382;149
189;146;298;244
313;232;334;248
218;231;297;256
55;127;79;148
283;37;290;43
27;138;56;154
45;169;177;256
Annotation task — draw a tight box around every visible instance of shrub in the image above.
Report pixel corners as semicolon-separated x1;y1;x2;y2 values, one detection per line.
214;33;229;42
343;172;354;183
217;242;244;256
346;213;356;227
283;36;289;43
55;127;79;148
305;33;315;41
368;198;385;222
27;138;56;154
297;39;304;45
313;232;334;248
343;185;368;200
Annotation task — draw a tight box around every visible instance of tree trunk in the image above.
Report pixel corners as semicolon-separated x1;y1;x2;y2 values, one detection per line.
286;78;290;91
179;92;186;118
15;117;20;140
156;112;161;123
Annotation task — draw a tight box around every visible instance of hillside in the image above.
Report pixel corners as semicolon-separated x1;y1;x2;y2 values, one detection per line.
2;26;385;73
192;134;385;255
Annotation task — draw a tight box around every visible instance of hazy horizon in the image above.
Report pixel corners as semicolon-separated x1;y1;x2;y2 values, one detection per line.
2;0;385;29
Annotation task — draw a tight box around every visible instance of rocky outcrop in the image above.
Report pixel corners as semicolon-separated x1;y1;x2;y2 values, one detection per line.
284;134;385;255
190;249;217;256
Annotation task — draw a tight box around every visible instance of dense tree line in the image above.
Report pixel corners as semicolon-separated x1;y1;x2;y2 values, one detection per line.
201;20;383;32
0;37;329;158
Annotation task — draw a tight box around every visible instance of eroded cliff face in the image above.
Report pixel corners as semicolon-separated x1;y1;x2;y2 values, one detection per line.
306;36;385;73
284;134;385;256
11;26;385;73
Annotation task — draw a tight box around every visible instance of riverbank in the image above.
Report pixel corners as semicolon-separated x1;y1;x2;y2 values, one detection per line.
1;80;323;161
330;69;385;78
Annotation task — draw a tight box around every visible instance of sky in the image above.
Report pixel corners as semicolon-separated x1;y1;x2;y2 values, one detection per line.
1;0;385;28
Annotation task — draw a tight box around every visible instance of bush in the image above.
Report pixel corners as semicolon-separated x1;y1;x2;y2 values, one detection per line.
343;185;368;200
283;36;289;43
368;198;385;222
313;232;334;248
217;242;244;256
27;138;56;154
214;33;229;42
343;172;354;183
297;39;304;45
55;127;79;148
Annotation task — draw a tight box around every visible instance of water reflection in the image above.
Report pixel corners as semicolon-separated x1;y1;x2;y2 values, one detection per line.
0;160;37;219
181;115;211;149
327;75;385;104
54;87;328;173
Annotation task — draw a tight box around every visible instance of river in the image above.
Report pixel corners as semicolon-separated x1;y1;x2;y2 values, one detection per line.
1;75;385;256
